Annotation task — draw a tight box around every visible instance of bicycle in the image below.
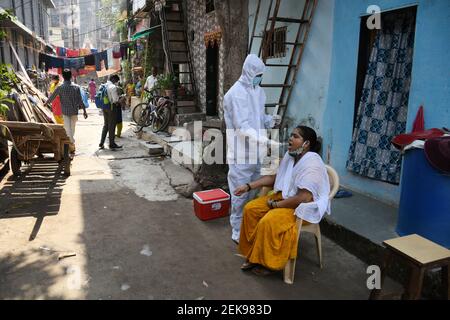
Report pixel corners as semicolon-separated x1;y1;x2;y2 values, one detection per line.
132;89;173;133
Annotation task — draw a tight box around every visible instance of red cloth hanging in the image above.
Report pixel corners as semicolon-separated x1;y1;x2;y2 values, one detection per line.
392;128;445;150
66;49;80;57
412;105;424;132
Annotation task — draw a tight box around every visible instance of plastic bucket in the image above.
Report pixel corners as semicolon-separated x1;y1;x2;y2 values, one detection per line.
396;148;450;248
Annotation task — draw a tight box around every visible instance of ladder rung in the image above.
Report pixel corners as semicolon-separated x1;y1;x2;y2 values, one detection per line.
172;61;189;64
265;64;296;68
166;19;183;23
167;29;184;32
265;103;287;108
174;71;191;74
260;84;291;88
253;35;264;38
269;17;309;24
171;50;188;52
284;42;303;46
169;40;186;43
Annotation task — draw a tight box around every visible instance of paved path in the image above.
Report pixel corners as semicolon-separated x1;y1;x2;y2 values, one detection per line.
0;107;375;299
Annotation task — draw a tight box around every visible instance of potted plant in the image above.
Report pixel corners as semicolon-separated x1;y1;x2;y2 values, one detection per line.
0;90;11;121
0;63;17;121
156;73;178;97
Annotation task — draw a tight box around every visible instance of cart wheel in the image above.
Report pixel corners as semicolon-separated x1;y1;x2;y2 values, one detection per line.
63;143;71;177
9;148;21;176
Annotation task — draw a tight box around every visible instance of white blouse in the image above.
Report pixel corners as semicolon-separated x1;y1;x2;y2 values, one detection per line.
273;152;331;223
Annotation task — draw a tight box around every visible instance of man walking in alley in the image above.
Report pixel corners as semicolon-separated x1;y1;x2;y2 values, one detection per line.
144;66;159;93
46;69;88;154
99;74;123;150
223;54;281;244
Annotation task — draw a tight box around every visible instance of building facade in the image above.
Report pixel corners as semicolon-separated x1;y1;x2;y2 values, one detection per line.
186;0;225;119
48;0;80;48
248;0;450;206
0;0;55;70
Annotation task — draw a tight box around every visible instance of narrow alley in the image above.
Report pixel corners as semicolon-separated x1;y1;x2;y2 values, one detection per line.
1;107;377;300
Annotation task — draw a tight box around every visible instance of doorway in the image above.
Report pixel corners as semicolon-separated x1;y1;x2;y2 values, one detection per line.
206;44;219;117
347;6;417;184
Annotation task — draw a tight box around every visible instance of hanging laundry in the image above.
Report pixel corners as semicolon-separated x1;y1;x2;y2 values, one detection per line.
85;65;96;72
94;51;108;71
66;49;80;57
49;57;64;71
79;48;91;56
63;57;85;70
84;54;96;66
120;44;128;59
56;47;67;57
113;58;121;70
72;57;85;70
107;48;114;69
40;53;64;71
113;44;122;58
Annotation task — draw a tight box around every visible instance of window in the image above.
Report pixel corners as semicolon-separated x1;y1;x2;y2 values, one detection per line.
51;15;60;27
206;0;215;13
263;26;287;59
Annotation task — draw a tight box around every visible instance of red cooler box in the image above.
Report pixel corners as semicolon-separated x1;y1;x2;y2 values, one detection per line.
193;189;231;221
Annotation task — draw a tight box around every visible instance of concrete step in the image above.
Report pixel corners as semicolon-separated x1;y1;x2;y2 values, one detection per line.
176;106;198;114
175;113;206;126
139;128;202;174
137;140;165;156
177;100;196;107
203;117;223;129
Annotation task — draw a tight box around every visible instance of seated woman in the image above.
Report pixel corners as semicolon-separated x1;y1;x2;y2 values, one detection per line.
234;125;330;276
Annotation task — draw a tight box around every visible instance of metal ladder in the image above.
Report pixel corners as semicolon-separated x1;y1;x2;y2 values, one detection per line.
248;0;318;126
160;0;198;114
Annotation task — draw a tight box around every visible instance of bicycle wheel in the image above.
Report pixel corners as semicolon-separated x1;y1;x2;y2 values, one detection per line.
150;105;171;133
132;103;150;126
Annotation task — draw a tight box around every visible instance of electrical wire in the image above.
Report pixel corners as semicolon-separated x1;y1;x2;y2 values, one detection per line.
58;17;125;41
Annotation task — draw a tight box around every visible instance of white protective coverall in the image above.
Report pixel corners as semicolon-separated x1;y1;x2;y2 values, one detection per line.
224;54;275;243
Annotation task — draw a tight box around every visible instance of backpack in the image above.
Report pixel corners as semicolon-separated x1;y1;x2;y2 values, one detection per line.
95;84;111;110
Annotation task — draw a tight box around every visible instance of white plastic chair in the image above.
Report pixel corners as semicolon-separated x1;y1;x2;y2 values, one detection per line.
283;165;340;284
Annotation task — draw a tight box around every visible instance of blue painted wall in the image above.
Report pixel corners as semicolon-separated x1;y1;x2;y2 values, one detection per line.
248;0;450;206
324;0;450;206
248;0;335;148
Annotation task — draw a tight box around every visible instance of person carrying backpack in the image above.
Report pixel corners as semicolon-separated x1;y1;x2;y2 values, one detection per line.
98;75;123;150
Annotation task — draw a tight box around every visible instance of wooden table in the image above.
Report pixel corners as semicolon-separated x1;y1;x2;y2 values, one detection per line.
370;234;450;300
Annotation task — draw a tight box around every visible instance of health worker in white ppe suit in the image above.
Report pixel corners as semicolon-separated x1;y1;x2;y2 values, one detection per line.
224;54;281;244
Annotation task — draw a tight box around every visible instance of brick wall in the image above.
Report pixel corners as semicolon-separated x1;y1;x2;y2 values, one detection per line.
186;0;225;119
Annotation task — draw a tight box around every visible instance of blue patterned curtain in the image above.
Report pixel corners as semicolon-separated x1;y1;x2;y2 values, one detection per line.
347;11;416;184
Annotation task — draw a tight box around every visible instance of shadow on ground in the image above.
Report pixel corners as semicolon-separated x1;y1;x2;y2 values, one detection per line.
0;248;65;299
0;159;67;240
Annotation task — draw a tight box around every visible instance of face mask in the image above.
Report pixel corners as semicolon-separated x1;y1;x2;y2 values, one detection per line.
252;75;263;87
289;141;307;157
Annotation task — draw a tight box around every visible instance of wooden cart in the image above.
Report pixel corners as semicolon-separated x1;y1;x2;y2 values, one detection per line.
0;121;72;176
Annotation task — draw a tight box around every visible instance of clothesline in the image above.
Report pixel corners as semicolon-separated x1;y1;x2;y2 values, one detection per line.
51;39;135;59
